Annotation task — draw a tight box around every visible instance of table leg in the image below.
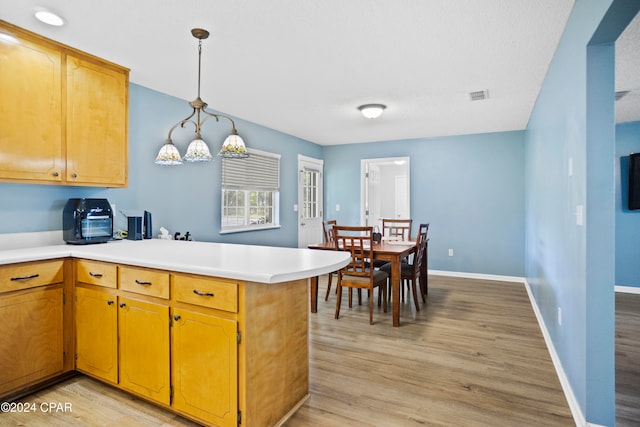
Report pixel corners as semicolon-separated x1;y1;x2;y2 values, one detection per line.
310;276;318;313
392;255;401;327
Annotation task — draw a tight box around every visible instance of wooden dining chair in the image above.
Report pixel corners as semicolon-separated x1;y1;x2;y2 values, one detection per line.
382;218;413;240
322;220;338;301
332;225;388;325
380;223;429;311
373;218;414;269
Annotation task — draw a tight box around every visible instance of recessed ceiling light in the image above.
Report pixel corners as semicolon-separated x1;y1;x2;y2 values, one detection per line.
34;9;65;26
358;104;386;119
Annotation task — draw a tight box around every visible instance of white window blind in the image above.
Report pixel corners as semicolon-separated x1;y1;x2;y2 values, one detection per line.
221;150;280;190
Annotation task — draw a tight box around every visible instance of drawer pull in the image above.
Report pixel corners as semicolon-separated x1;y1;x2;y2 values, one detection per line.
193;289;214;297
107;300;114;306
89;272;103;278
135;279;152;286
10;274;39;281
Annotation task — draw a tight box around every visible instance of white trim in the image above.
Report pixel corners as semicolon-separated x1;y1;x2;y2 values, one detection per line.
428;269;526;284
428;269;585;427
615;285;640;294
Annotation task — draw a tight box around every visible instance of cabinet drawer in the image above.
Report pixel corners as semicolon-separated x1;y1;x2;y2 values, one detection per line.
76;260;117;288
119;266;169;299
0;260;64;293
173;275;238;313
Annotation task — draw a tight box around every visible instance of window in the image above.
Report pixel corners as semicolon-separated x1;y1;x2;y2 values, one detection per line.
301;168;321;220
221;149;280;232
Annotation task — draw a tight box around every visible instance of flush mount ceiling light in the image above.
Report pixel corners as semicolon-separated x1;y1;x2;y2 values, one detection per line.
155;28;248;166
358;103;386;119
34;8;65;26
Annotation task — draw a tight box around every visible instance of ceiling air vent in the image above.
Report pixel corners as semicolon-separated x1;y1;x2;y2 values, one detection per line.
615;90;630;101
469;90;489;101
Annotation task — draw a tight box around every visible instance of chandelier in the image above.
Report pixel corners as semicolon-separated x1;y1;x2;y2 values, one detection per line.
155;28;248;165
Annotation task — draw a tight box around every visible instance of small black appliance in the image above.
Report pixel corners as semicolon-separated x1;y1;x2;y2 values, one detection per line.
63;198;113;244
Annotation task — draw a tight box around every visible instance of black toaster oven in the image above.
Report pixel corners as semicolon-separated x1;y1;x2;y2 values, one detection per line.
63;198;113;244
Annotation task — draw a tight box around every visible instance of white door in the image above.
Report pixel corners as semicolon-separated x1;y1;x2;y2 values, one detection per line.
298;155;324;248
361;157;410;227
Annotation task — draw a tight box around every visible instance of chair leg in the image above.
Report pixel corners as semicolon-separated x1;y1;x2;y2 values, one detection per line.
369;289;374;325
382;284;388;313
348;288;353;308
411;279;420;312
335;283;343;319
324;272;333;301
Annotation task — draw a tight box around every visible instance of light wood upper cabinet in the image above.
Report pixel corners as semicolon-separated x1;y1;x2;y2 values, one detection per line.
0;20;128;187
66;55;128;186
0;32;63;182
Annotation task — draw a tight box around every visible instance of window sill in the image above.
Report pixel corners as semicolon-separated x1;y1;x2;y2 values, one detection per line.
219;225;281;235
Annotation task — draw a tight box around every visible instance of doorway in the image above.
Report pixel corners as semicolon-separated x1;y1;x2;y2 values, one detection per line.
360;157;410;230
297;155;324;248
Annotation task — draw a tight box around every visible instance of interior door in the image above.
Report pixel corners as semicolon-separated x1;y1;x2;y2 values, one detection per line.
298;155;324;248
361;157;410;227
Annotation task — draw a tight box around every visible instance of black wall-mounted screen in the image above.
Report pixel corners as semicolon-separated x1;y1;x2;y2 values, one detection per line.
630;153;640;210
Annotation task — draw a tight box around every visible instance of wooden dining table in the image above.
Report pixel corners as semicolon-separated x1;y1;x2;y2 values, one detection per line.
308;239;421;327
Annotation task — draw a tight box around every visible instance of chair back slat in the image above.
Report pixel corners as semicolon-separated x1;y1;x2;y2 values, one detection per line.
332;225;373;278
382;218;413;240
414;223;429;273
322;220;337;244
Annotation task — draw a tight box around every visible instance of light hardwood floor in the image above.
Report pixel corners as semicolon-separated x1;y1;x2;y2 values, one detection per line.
3;275;637;426
616;291;640;427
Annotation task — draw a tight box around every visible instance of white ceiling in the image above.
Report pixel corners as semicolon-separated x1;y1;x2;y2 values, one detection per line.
1;1;638;146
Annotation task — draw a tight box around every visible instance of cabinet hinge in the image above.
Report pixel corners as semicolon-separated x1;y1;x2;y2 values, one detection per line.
237;332;241;344
62;293;66;304
169;314;172;327
74;353;78;361
237;411;242;424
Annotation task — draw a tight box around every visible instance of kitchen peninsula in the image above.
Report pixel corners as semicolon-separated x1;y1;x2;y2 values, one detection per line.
0;239;350;427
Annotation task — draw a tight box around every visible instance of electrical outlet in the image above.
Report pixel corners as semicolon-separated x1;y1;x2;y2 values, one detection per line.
448;249;454;257
558;307;562;326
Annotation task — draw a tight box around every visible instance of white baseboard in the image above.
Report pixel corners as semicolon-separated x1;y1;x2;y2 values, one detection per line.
429;270;585;426
428;269;526;284
615;285;640;294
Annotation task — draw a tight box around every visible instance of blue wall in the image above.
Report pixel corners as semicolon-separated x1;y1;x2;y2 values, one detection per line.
0;83;322;248
616;121;640;287
525;1;640;424
323;131;526;277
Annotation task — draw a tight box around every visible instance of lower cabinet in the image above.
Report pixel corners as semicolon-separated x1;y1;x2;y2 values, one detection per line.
0;286;64;396
75;286;118;384
172;309;238;427
0;260;66;398
118;296;170;405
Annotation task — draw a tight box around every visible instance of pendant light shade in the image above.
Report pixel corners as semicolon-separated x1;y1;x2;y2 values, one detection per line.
154;141;183;165
218;129;249;158
184;134;214;162
155;28;248;166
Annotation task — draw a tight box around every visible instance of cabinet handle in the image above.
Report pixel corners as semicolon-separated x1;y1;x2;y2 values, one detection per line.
193;289;214;297
71;173;77;179
107;300;114;306
53;171;59;177
10;274;39;281
119;302;126;308
173;314;181;321
89;272;103;277
135;279;152;286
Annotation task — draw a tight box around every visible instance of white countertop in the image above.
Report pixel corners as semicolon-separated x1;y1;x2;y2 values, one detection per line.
0;239;350;284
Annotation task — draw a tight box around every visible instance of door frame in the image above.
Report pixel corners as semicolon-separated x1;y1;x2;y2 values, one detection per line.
360;157;411;228
297;155;324;248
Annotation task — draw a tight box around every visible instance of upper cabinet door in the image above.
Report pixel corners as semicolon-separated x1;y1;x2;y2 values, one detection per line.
0;35;63;182
66;55;128;187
